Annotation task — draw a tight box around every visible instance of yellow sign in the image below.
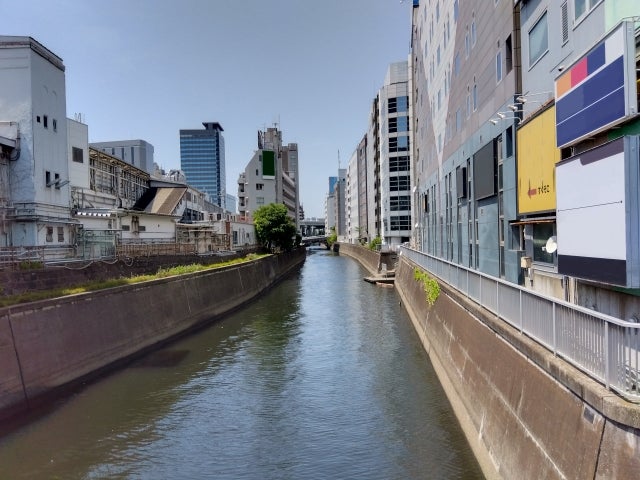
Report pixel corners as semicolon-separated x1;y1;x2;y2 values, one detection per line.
517;106;561;214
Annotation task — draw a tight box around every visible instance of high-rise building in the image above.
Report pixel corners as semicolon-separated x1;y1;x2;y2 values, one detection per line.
180;122;225;208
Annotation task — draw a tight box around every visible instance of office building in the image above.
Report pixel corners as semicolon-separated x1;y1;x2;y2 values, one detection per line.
90;139;155;174
180;122;226;208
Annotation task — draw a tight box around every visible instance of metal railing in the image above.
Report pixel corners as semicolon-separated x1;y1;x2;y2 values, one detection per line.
400;246;640;402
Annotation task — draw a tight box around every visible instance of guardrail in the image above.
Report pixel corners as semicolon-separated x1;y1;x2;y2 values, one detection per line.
400;246;640;402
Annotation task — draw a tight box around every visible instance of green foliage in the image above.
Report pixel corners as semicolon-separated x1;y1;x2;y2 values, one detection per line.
368;236;382;251
326;228;338;248
414;268;440;306
253;203;297;252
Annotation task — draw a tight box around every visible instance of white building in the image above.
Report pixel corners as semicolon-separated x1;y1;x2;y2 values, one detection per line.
0;36;75;256
346;149;359;243
237;127;299;227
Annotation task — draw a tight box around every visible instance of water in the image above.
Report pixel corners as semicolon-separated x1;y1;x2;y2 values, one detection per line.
0;250;483;479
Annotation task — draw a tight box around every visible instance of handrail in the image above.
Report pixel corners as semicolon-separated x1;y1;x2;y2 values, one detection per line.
400;246;640;402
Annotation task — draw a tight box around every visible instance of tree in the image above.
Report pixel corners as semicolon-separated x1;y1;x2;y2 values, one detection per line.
253;203;297;252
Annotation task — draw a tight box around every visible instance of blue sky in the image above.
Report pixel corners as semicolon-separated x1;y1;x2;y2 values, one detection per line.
3;0;412;218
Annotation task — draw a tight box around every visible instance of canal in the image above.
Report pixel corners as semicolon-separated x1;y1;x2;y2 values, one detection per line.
0;250;483;479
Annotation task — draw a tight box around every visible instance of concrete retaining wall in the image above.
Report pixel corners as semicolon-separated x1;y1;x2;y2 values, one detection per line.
338;244;640;479
393;256;640;479
0;249;305;420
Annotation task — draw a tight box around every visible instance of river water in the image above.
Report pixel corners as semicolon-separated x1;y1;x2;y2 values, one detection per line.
0;250;483;479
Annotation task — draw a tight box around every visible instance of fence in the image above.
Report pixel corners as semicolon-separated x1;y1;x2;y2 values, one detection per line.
400;246;640;402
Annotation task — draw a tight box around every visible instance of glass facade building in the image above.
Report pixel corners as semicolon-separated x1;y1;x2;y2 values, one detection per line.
180;122;225;208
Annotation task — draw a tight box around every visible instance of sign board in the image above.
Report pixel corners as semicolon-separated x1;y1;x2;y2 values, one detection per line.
555;21;637;148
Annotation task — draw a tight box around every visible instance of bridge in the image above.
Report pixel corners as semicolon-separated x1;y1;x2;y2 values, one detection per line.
300;235;328;248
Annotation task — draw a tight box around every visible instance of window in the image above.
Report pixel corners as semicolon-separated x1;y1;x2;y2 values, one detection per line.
388;116;408;133
57;227;64;242
390;176;410;191
36;116;41;123
505;35;513;74
45;171;51;187
390;196;411;211
53;119;57;132
529;11;548;66
574;0;599;22
471;14;476;46
72;146;83;163
256;183;264;190
532;222;556;264
256;196;265;205
496;49;503;83
388;96;408;114
389;156;410;172
43;115;48;129
46;227;53;243
465;27;470;57
390;215;411;231
122;224;130;231
473;82;478;111
453;0;459;22
54;173;60;189
389;136;409;153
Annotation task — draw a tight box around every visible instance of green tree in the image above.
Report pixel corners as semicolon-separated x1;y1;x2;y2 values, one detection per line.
253;203;297;252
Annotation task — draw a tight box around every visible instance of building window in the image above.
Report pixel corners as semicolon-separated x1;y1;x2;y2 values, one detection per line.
496;49;503;83
53;119;57;132
389;136;409;153
256;183;264;190
36;116;41;123
528;11;548;67
532;222;556;264
43;115;48;129
46;227;53;243
388;96;408;114
574;0;600;22
390;176;410;192
256;196;265;205
45;171;51;187
72;147;83;163
471;14;477;46
390;215;411;231
453;0;459;21
390;196;411;211
122;225;130;231
57;227;64;242
473;81;478;111
389;156;410;172
505;35;513;73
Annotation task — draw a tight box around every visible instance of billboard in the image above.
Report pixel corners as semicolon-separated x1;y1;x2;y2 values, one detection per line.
555;21;637;148
517;106;560;214
556;136;640;287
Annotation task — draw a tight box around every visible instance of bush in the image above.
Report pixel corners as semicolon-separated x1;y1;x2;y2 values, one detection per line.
414;268;440;306
368;236;381;251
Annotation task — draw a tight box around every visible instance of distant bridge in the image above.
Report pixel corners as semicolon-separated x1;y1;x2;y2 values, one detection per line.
300;235;328;248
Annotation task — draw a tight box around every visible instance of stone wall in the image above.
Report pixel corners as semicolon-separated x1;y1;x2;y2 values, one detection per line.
0;249;305;420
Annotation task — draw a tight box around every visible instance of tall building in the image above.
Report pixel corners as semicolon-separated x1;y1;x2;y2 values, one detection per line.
237;126;299;227
90;139;155;174
180;122;225;208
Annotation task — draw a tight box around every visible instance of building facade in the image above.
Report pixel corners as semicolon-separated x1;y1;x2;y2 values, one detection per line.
237;127;299;228
180;122;226;209
90;139;155;174
0;36;75;256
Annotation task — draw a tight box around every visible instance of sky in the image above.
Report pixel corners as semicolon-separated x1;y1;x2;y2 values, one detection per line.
2;0;412;218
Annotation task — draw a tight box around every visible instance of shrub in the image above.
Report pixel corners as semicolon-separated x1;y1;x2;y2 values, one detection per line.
414;268;440;306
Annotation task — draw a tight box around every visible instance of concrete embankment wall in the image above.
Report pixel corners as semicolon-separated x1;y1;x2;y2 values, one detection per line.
0;249;305;420
339;244;640;479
